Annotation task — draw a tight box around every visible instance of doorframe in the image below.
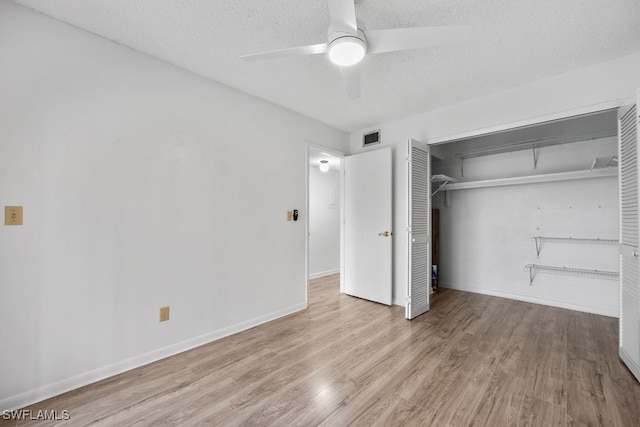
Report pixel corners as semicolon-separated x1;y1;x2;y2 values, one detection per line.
306;143;346;304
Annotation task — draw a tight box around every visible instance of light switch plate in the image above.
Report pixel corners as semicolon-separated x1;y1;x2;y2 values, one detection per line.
4;206;23;226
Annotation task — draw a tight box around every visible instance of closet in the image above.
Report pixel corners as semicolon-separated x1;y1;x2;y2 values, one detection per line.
429;109;621;317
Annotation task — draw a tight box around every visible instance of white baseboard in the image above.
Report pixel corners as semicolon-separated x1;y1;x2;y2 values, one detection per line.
1;303;307;412
392;297;406;307
308;268;340;279
440;282;619;318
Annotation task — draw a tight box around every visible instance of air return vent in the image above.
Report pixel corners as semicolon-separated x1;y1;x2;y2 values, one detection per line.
363;130;380;147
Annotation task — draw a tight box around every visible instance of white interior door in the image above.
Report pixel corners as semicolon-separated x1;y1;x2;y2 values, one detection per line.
406;139;431;319
344;147;392;305
619;100;640;382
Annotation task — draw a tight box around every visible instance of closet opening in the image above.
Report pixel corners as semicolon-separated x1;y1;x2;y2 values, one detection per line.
427;108;620;318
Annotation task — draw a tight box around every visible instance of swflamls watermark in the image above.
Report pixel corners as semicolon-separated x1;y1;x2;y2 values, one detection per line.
2;409;71;421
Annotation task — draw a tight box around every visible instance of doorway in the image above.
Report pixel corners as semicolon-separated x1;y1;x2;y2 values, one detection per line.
307;145;344;298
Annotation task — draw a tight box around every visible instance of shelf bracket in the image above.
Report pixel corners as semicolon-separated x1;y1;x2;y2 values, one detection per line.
432;181;449;197
458;157;464;177
526;265;535;286
431;175;458;199
591;155;618;171
533;237;541;257
532;147;539;169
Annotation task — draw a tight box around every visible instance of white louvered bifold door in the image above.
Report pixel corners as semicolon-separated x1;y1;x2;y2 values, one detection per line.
406;139;431;320
618;102;640;382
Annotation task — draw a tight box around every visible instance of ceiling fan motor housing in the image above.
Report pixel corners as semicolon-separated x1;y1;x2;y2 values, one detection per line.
327;28;367;66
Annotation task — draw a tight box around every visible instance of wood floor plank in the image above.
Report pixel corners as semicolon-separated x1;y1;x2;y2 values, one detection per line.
566;311;602;362
8;274;640;426
470;370;525;427
228;305;399;416
601;373;640;427
566;357;615;426
351;396;429;427
276;374;360;427
519;395;566;426
496;300;540;380
524;306;568;408
472;298;522;359
417;348;496;427
316;322;439;424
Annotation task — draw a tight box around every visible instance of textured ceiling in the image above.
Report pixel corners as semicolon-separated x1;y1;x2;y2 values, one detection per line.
12;0;640;133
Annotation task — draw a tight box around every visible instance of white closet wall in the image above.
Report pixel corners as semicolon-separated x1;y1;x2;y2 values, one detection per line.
433;136;620;316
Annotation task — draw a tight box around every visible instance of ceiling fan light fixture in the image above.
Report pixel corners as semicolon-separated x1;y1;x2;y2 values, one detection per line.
328;36;366;66
319;159;330;172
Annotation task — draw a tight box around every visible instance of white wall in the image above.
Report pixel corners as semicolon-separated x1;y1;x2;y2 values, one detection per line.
308;166;341;278
433;138;620;317
0;2;347;411
349;51;640;308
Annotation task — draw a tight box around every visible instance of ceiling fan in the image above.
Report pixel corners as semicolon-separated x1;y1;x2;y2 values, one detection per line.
240;0;470;99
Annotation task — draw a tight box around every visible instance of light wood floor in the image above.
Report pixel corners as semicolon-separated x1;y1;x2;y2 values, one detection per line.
6;274;640;426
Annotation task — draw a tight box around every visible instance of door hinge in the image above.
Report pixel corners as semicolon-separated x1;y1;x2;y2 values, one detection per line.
406;296;411;305
406;155;411;162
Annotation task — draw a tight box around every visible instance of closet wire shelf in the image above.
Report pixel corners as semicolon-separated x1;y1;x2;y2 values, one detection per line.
532;236;619;257
453;129;617;176
524;264;619;286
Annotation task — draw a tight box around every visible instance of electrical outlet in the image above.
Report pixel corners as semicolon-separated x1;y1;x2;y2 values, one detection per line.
159;306;170;322
4;206;23;226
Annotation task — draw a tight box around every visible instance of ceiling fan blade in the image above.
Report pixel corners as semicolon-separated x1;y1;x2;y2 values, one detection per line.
340;64;360;100
327;0;357;32
367;26;472;55
240;43;328;61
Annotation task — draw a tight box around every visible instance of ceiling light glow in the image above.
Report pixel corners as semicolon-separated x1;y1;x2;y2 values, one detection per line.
319;160;330;172
328;36;366;66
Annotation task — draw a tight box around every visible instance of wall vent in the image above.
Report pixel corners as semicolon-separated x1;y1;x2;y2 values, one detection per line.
363;130;381;147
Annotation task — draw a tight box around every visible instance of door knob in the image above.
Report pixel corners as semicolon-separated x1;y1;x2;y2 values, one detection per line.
378;231;391;237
